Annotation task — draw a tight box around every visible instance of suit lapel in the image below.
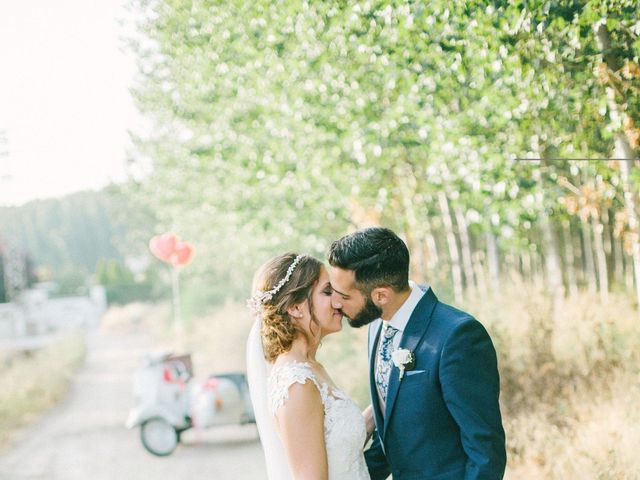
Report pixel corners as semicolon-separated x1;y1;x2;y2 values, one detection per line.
368;318;381;359
382;286;438;439
368;320;384;431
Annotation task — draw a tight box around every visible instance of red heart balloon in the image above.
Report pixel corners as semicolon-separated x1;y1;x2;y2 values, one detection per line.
149;233;195;267
170;241;194;267
149;234;178;263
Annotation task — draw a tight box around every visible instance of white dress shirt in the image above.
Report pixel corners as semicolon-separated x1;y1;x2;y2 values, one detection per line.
375;282;426;411
383;281;426;349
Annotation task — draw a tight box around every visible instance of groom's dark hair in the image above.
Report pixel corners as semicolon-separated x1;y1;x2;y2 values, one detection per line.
328;227;410;293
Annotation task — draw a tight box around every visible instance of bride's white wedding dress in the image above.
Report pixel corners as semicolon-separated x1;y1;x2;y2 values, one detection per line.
268;361;371;480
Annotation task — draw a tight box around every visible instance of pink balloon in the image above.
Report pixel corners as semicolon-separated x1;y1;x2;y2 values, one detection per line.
149;234;195;266
149;233;177;263
170;241;194;267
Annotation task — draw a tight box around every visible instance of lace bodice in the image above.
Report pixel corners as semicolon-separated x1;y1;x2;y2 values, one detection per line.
268;361;371;480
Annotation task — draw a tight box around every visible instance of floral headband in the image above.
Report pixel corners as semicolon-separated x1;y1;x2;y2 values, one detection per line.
247;254;305;316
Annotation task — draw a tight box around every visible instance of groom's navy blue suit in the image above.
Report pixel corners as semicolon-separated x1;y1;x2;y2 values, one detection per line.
365;286;506;480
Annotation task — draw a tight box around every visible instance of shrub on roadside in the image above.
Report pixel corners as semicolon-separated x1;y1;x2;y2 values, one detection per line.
0;331;86;449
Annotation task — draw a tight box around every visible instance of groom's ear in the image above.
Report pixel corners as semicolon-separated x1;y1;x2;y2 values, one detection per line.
371;287;392;307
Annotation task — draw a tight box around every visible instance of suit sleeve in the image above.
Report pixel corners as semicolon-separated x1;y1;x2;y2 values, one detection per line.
439;318;506;480
364;431;391;480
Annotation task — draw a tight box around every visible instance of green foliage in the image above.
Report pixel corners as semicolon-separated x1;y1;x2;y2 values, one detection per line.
49;267;90;297
0;191;124;282
96;259;135;285
125;0;640;306
0;187;169;303
96;259;167;305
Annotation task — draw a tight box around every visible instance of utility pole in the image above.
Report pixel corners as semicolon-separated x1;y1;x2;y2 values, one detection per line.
0;130;13;205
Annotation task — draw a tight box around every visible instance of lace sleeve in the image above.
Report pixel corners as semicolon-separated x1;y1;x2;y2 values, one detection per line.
268;362;322;415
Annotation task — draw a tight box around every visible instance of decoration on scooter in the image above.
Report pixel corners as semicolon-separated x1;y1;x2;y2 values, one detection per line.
191;376;243;428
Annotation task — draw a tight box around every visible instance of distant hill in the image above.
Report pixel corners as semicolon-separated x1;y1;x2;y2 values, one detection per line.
0;190;124;278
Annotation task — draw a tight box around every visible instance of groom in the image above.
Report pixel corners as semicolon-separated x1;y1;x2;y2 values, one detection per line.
328;227;506;480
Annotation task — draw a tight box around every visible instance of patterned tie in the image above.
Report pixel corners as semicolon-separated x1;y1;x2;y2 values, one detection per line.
375;324;399;404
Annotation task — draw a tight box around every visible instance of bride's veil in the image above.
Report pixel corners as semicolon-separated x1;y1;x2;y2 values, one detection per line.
246;318;292;480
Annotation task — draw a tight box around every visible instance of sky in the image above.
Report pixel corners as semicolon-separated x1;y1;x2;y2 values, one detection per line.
0;0;140;206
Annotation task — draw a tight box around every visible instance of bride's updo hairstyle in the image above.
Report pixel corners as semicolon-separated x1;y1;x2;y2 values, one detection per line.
252;252;322;362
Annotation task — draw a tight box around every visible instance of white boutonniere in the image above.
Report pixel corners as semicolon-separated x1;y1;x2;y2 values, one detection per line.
391;348;416;380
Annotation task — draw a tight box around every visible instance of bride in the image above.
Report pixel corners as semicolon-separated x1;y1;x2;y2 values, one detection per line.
246;252;372;479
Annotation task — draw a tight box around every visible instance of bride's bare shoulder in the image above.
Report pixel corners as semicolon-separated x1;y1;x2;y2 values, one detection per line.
274;374;324;421
268;357;324;414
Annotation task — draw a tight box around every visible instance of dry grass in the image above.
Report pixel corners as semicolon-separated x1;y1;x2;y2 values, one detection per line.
100;300;255;377
505;371;640;479
465;281;640;479
104;285;640;479
100;301;171;336
0;330;86;450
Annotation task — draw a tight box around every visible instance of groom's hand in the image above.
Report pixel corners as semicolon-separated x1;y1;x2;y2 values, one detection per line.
362;404;375;446
362;405;375;436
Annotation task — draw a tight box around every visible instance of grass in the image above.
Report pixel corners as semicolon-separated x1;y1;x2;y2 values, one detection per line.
0;330;86;450
464;280;640;479
102;283;640;479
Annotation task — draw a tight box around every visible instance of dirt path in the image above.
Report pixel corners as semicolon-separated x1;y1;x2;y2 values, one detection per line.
0;329;267;480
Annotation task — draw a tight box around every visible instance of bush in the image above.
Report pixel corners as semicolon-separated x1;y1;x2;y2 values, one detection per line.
0;331;86;448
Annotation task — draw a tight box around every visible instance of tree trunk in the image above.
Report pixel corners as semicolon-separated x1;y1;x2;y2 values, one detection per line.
425;229;439;269
612;220;625;289
472;250;489;297
453;204;476;290
595;23;640;312
485;230;500;291
395;162;424;283
503;253;519;284
402;222;426;284
562;220;578;296
531;248;544;290
625;245;636;292
540;210;563;298
521;250;532;281
438;191;463;303
619;157;640;310
592;217;609;303
404;228;426;284
601;206;614;286
581;217;598;294
573;218;585;286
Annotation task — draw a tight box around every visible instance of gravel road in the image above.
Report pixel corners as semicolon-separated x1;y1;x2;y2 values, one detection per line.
0;329;267;480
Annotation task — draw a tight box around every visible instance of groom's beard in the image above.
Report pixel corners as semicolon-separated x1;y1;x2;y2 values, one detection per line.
346;296;382;328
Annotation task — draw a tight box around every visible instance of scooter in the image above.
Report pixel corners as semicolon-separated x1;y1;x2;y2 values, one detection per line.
125;352;255;456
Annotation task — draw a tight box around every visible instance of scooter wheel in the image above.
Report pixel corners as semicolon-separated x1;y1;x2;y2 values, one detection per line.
140;417;179;456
